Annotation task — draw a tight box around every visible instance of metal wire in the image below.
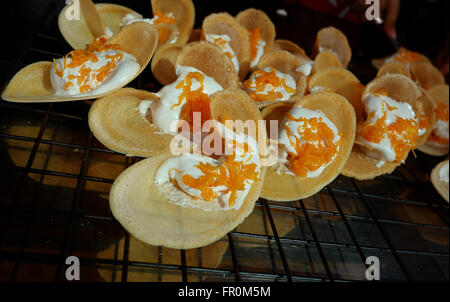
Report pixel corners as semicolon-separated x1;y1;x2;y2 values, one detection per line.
0;0;448;282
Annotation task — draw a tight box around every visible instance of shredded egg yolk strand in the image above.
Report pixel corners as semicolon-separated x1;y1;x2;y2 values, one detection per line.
357;96;419;163
249;27;262;61
172;72;212;129
427;103;449;145
243;68;296;102
53;37;123;93
285;114;342;177
177;142;259;206
153;10;176;24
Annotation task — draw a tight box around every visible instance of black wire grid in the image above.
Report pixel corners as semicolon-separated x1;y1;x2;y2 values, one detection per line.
0;0;448;282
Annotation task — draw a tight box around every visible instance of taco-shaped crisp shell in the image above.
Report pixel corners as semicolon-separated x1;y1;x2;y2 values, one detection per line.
313;27;352;68
371;47;431;70
151;0;195;45
253;50;307;108
2;22;158;103
109;151;264;249
410;61;445;90
308;67;364;121
151;43;183;86
272;39;311;63
377;61;411;78
58;1;140;50
202;12;251;80
261;92;356;201
312;50;343;74
235;8;276;54
417;84;449;156
109;89;265;248
210;88;262;131
431;159;449;203
416;88;437;146
342;74;421;180
88;88;174;157
176;41;239;89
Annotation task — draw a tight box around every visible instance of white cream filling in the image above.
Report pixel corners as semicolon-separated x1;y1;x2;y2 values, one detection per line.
357;93;417;162
50;50;139;97
296;61;314;77
205;34;240;73
275;106;341;178
154;122;260;211
439;162;449;183
139;65;223;134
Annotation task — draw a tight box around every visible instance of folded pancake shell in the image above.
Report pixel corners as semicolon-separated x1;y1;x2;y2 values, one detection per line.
261;92;356;201
202;12;251;80
2;22;158;103
341;74;421;180
308;67;364;121
151;0;195;45
176;41;239;89
431;160;449;203
88;88;174;157
313;26;352;68
110;152;263;249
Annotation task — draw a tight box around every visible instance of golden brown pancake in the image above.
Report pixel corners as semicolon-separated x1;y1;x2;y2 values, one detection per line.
235;8;276;57
342;74;422;180
151;0;195;45
417;84;449;156
410;61;445;90
431;159;449;203
2;22;158;103
313;27;352;68
109;88;266;249
308;67;364;121
377;61;411;78
202;12;251;80
312;50;343;74
261;92;356;201
416;88;437;147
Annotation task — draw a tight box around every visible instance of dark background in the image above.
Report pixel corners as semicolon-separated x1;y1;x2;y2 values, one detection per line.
1;0;449;87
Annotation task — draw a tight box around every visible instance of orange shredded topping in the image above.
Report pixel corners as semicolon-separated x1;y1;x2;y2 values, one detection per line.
243;68;296;102
173;72;212;129
153;10;176;24
249;27;262;61
52;37;123;93
284;113;341;177
427;103;449;145
394;48;422;65
357;101;418;162
180;143;259;206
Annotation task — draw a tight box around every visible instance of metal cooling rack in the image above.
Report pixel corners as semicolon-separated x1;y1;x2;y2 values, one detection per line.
0;0;448;282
